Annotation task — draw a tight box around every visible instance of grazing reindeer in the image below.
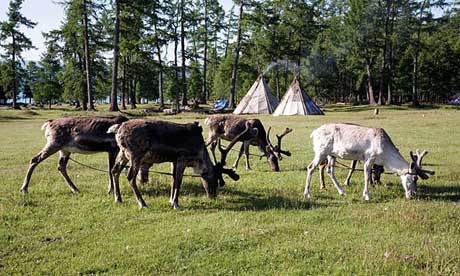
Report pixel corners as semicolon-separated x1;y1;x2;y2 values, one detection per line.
318;160;385;190
20;115;129;194
304;123;434;200
108;119;248;209
205;115;292;171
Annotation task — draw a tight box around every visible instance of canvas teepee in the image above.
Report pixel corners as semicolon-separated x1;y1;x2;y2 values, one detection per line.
273;78;324;116
233;74;279;114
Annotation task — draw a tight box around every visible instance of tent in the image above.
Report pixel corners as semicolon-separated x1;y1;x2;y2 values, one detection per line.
233;74;279;114
273;78;324;116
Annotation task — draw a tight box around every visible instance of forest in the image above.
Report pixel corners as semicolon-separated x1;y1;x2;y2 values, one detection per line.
1;0;460;110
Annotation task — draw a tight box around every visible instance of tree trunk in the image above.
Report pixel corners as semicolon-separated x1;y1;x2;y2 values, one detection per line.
229;1;244;108
154;23;164;108
386;2;396;105
130;78;136;109
201;0;208;103
180;0;187;107
78;52;88;110
275;68;280;101
378;0;393;106
412;0;427;107
109;0;120;112
366;59;376;105
122;62;127;110
82;0;94;110
11;34;18;109
174;23;180;113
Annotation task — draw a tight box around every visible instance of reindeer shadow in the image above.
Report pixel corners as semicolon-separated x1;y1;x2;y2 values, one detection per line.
139;180;327;211
417;184;460;202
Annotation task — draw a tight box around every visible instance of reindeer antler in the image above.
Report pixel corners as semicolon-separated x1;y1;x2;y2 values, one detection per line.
410;149;435;180
218;121;251;166
214;122;250;187
266;126;274;149
276;128;293;157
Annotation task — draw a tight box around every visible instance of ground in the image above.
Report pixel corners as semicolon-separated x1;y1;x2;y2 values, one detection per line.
0;105;459;275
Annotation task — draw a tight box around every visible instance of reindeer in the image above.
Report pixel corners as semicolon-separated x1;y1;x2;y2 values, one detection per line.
205;115;292;171
108;119;248;209
20;115;129;194
304;123;434;200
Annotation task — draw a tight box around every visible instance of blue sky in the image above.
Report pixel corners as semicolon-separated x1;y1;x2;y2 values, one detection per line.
0;0;234;61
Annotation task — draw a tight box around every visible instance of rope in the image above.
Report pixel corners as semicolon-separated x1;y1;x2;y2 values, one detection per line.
68;157;202;177
229;147;266;159
333;160;394;175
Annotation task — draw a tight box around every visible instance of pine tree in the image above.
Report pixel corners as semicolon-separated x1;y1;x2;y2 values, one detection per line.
0;0;36;109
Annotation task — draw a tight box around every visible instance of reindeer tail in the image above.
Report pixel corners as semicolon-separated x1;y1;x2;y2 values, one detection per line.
41;120;52;131
107;124;120;134
204;117;211;126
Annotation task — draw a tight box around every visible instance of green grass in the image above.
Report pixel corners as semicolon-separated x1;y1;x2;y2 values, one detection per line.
0;105;459;275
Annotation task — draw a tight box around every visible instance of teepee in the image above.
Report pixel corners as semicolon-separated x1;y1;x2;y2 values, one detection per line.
273;78;324;116
233;74;279;114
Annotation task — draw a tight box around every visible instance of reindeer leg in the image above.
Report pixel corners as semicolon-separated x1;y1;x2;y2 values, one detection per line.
107;149;118;194
21;143;60;193
244;142;251;170
373;165;383;185
232;142;244;170
344;160;357;186
57;151;79;193
319;162;327;191
112;151;129;203
138;163;150;186
128;158;147;209
362;159;373;201
210;141;218;164
170;162;186;209
304;155;325;199
326;157;346;197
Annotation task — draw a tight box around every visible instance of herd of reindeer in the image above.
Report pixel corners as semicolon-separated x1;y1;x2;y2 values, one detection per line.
19;114;435;209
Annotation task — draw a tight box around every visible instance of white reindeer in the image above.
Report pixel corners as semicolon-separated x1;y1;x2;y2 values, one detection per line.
304;123;434;200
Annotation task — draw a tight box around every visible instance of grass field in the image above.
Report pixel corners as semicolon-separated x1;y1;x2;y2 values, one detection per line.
1;105;459;275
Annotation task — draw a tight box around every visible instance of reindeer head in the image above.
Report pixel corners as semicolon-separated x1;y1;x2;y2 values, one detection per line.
265;127;293;171
401;149;435;198
200;122;250;197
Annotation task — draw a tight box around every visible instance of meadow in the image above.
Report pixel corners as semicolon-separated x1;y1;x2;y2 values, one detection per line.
0;105;459;275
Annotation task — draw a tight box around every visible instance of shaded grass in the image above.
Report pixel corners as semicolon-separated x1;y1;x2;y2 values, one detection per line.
0;105;459;275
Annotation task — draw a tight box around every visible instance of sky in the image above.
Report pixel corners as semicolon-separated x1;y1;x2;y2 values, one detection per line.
0;0;235;61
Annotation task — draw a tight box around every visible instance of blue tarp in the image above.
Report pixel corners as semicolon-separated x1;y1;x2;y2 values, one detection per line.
213;99;229;111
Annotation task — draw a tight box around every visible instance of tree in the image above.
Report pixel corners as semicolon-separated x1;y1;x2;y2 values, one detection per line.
109;0;121;111
0;0;36;109
229;1;244;108
33;39;63;109
82;0;95;110
24;61;39;103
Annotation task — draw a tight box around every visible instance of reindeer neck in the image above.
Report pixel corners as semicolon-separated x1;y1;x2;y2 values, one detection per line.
385;152;410;175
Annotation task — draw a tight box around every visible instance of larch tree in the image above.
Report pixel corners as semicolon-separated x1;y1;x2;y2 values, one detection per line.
0;0;36;109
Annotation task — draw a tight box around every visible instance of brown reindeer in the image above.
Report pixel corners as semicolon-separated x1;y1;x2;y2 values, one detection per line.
20;115;129;194
204;115;292;171
108;119;248;209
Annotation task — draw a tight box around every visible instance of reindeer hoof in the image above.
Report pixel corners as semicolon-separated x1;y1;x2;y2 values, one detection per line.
304;192;311;199
245;167;252;171
363;194;371;201
20;188;28;194
71;188;80;193
172;203;180;209
339;191;347;197
139;205;148;209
